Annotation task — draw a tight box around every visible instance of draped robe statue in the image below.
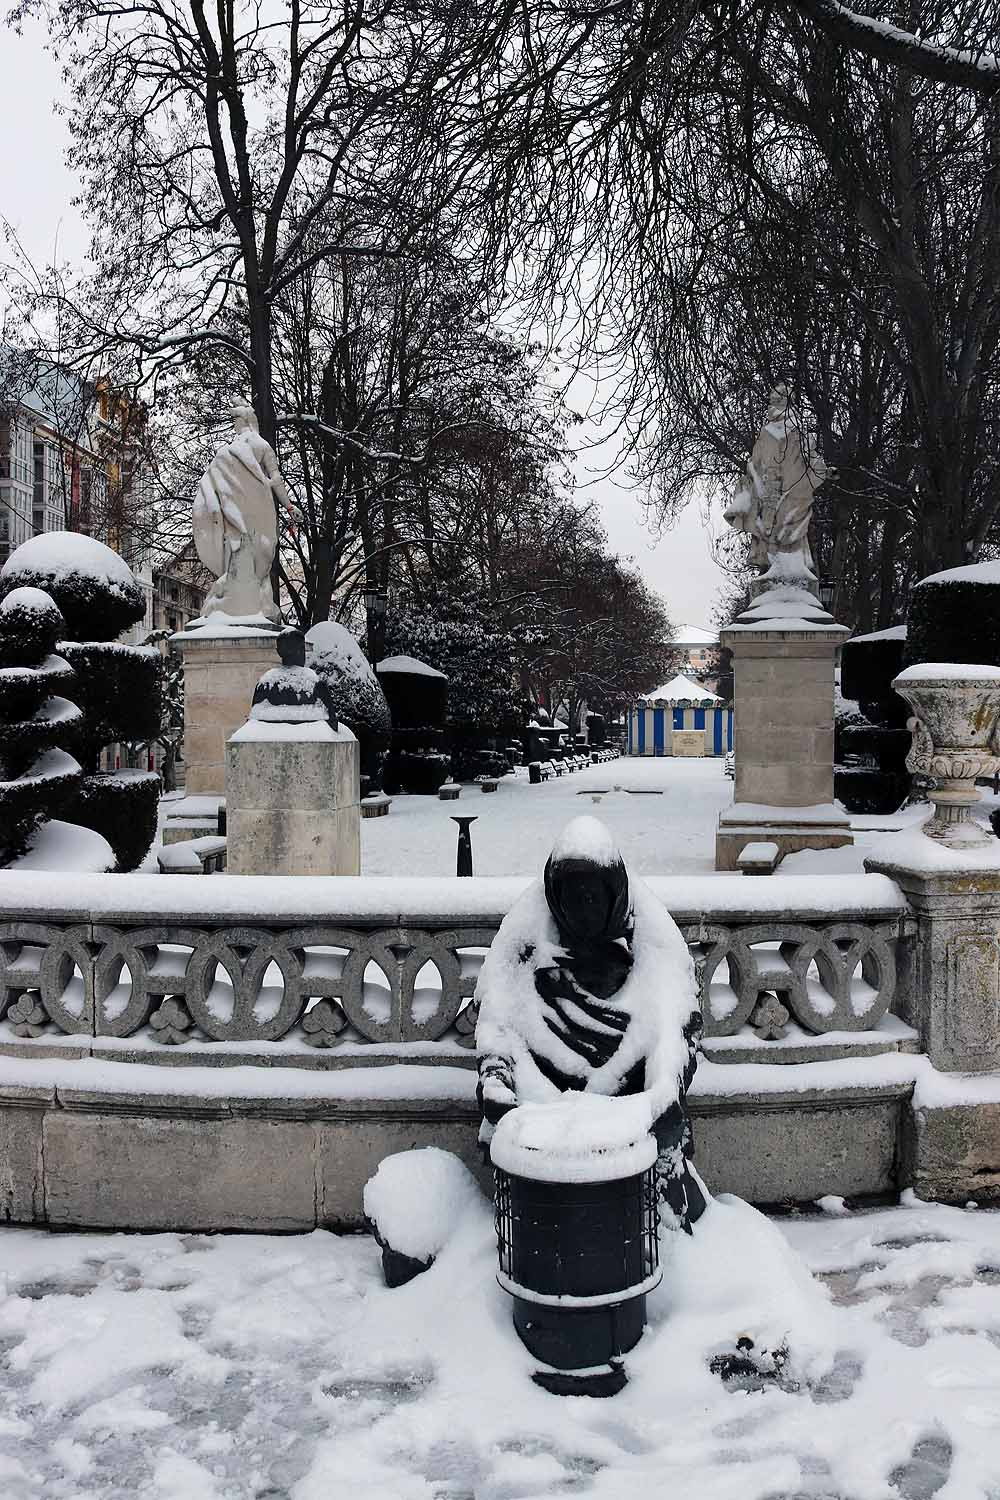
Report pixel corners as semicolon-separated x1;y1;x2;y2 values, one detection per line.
475;817;707;1234
723;385;827;587
193;404;288;624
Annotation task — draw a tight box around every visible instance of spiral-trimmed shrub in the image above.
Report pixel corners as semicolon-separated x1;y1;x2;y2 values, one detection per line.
0;587;82;862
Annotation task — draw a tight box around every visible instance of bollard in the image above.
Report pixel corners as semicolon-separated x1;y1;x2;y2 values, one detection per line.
452;815;478;876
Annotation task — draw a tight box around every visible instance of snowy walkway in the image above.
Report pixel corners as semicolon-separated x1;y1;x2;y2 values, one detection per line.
362;758;734;877
360;756;926;878
2;1196;1000;1498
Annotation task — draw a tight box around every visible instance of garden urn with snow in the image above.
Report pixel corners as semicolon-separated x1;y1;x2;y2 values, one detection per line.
894;664;1000;847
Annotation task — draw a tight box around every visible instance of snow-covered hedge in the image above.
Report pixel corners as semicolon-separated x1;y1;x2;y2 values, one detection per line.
0;533;161;871
306;620;391;791
836;626;910;816
61;641;162;763
841;626;908;726
906;560;1000;669
0;588;82;862
61;769;161;874
0;531;147;641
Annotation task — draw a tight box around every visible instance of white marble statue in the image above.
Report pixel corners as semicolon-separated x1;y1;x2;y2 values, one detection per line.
723;385;827;587
193;404;291;624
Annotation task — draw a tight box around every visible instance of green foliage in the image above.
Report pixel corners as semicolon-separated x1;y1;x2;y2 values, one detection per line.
905;571;1000;669
0;588;82;862
381;600;521;737
0;560;146;643
841;631;908;726
834;767;911;816
62;771;160;873
61;642;162;767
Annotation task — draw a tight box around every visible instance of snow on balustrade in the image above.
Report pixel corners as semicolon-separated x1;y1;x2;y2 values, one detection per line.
0;872;914;1058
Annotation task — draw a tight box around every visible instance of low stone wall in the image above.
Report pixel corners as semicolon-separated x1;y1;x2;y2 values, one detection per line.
0;867;992;1228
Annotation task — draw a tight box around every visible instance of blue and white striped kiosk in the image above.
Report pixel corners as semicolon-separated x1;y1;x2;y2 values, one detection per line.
628;675;732;757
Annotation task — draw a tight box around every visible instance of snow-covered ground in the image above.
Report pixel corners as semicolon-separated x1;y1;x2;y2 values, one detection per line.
2;1194;1000;1498
359;756;927;877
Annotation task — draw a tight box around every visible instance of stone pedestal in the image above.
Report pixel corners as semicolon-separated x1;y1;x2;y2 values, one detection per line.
175;628;279;795
864;853;1000;1073
716;588;852;870
866;843;1000;1203
226;720;361;875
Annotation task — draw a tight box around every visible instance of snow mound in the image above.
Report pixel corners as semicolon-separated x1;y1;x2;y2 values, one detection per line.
647;1189;839;1385
549;813;620;867
306;620;376;683
852;623;907;642
363;1148;483;1262
896;662;1000;681
0;586;60;615
916;559;1000;588
13;819;114;872
1;531;135;587
376;654;446;678
490;1094;657;1183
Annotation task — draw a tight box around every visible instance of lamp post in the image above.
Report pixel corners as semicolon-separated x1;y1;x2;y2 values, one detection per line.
363;584;388;667
818;575;836;613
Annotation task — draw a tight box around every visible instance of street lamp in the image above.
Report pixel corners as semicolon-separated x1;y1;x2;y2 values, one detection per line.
818;575;836;613
363;585;388;666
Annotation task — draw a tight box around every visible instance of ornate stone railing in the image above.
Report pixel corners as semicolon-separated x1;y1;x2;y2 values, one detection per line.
0;872;912;1063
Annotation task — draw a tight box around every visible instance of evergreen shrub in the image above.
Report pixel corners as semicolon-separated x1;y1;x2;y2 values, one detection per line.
61;770;161;874
0;587;82;861
0;533;162;869
905;561;1000;668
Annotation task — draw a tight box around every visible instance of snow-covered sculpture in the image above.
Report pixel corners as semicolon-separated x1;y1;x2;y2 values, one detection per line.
193;404;291;625
723;385;826;587
250;627;336;725
475;816;706;1233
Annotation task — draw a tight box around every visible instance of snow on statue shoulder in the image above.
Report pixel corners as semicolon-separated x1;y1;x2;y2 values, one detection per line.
474;814;706;1232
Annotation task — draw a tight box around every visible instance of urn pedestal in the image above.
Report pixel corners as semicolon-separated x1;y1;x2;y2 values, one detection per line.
715;587;852;870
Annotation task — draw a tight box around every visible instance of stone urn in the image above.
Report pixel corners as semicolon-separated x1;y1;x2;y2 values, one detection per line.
893;664;1000;846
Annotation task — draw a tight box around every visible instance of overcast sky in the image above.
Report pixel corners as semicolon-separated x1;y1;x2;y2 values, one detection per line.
1;17;730;632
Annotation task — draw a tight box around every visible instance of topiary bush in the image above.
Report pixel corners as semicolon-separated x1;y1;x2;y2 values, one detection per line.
833;767;911;817
306;620;391;794
0;533;161;870
841;626;908;727
905;560;1000;668
0;587;82;863
836;625;911;815
0;531;148;641
60;769;161;874
377;656;450;795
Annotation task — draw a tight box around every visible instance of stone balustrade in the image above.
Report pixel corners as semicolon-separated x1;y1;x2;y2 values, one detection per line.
0;872;912;1062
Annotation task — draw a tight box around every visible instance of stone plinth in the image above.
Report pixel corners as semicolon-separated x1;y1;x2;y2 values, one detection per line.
865;842;1000;1073
175;628;279;795
226;719;360;876
716;587;852;869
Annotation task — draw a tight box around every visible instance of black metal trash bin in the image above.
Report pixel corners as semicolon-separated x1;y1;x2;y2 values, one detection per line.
491;1110;660;1395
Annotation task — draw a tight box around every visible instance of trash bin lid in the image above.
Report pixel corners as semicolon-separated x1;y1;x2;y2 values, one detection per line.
490;1095;657;1184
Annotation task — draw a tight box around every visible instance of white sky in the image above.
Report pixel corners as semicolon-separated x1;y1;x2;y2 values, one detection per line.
0;17;728;631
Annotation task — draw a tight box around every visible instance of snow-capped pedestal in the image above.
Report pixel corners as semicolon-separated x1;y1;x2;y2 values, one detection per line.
716;586;852;870
226;635;360;876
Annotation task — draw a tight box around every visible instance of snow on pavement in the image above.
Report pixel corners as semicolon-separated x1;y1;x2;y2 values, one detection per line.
361;758;734;877
1;1195;1000;1497
360;756;932;878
